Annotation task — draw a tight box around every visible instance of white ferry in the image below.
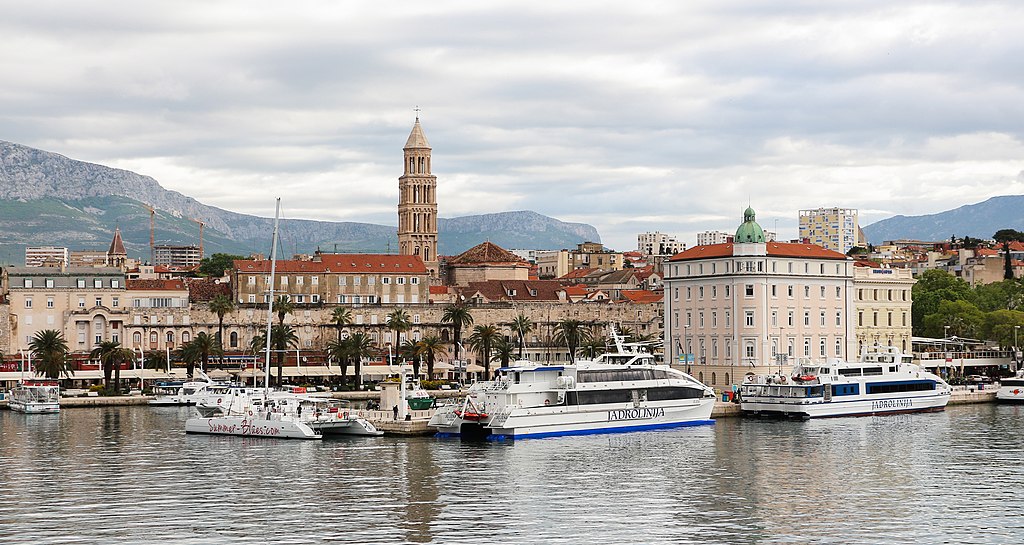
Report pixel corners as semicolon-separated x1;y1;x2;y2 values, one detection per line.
739;346;951;418
428;333;715;439
996;370;1024;403
149;373;221;406
8;379;61;414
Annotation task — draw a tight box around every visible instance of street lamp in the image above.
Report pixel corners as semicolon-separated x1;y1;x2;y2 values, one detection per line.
943;325;950;339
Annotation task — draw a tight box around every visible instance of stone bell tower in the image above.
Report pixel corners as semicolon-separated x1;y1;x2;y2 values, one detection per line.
397;116;439;277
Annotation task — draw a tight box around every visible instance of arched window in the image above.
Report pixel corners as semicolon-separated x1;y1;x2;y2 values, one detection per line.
711;372;717;385
698;372;704;383
725;373;730;385
182;331;191;344
133;332;142;347
230;331;238;348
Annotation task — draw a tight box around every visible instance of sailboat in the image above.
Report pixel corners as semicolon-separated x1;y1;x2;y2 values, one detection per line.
184;199;323;439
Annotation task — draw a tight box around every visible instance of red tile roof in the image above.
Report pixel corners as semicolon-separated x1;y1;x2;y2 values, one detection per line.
620;289;663;304
448;242;529;266
457;280;566;302
429;285;448;295
669;242;848;261
233;254;427;274
558;268;597;280
185;277;232;302
562;285;589;296
126;279;186;291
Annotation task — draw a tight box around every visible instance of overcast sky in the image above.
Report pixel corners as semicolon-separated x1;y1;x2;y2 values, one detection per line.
3;1;1024;251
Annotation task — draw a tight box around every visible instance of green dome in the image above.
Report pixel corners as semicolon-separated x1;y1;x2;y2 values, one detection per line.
735;207;766;243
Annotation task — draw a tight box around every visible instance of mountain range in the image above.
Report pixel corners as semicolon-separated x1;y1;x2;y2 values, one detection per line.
0;141;600;264
863;195;1024;244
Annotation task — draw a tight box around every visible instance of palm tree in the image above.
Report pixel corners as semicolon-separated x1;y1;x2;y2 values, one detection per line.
330;306;353;345
468;324;500;378
416;335;446;379
189;332;221;377
579;336;608;359
347;332;377;389
441;303;474;360
510;314;534;358
492;337;515;368
326;338;351;388
554;319;593;364
249;324;298;386
618;325;636;342
385;309;412;356
208;294;234;367
29;329;73;380
274;295;294;325
400;339;421;378
91;340;135;393
143;350;169;372
177;342;201;380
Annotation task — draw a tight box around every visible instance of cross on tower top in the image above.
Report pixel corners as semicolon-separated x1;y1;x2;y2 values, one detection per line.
413;105;421;121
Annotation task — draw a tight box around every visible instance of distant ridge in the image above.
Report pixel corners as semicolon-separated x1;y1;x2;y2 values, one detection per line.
863;195;1024;244
0;140;601;263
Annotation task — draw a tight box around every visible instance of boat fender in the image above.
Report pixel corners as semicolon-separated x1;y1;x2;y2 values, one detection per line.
217;398;223;404
544;399;550;406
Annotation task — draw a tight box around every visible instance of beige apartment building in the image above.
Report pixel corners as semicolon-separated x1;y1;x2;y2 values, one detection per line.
232;254;430;307
5;267;130;353
536;242;624;279
664;208;855;389
852;265;915;354
799;207;863;254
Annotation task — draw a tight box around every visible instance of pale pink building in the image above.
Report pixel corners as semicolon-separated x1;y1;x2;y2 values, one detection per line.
663;208;855;389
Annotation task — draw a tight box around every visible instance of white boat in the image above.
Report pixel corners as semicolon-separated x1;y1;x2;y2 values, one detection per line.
428;329;716;439
996;370;1024;403
8;379;61;414
739;346;952;418
184;199;382;440
150;372;222;406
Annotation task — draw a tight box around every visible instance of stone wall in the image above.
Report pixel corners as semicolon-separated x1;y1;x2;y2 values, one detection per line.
0;303;10;356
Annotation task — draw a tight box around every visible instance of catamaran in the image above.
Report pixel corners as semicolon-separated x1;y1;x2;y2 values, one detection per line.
429;328;716;439
739;345;951;418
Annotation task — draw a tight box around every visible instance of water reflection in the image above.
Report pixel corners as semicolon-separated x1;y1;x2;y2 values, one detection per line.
1;405;1023;544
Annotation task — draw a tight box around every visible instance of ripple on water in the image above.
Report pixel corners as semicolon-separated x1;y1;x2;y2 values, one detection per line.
2;404;1024;544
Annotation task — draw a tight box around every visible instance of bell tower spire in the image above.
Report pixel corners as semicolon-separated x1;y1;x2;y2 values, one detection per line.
398;113;439;277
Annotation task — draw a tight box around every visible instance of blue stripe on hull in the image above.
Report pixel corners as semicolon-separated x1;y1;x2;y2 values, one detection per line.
483;419;715;441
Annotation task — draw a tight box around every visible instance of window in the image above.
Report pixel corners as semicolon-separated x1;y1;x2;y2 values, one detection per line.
112;280;120;289
686;312;692;327
787;311;794;327
248;276;256;285
686;287;692;300
820;286;826;298
280;276;288;287
725;311;731;327
745;343;755;359
397;277;406;285
712;311;718;327
699;312;705;328
77;279;86;288
248;295;256;303
112;297;119;308
820;338;827;357
24;279;33;288
411;277;419;285
94;279;102;288
858;311;863;326
836;287;841;298
311;294;320;303
803;338;811;356
339;276;347;286
788;285;794;297
745;284;754;297
353;277;361;286
745;310;754;327
167;332;174;343
79;297;86;308
725;285;730;297
803;311;810;326
820;310;826;326
771;285;777;297
46;279;54;288
230;331;238;348
711;286;717;298
835;338;842;356
295;276;304;286
47;297;54;308
699;286;704;298
771;310;778;327
804;286;810;297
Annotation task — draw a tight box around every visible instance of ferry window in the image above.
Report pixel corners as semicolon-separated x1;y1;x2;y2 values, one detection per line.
839;368;861;377
862;367;883;376
577;389;633;405
648;387;703;401
866;381;935;394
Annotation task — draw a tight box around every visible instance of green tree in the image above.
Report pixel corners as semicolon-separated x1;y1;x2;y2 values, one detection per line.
509;314;533;358
274;295;295;325
922;299;985;339
29;330;73;380
250;324;298;386
441;303;474;360
467;324;500;378
326;338;351;388
994;229;1024;280
198;253;246;277
329;306;353;345
208;294;234;367
911;269;973;335
579;336;608;359
415;335;447;379
90;340;134;393
190;332;221;377
491;337;515;368
554;319;593;364
346;332;377;389
980;309;1024;348
386;309;412;356
143;350;169;371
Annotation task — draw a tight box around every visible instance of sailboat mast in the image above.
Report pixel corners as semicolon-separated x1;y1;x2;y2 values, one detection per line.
264;198;281;394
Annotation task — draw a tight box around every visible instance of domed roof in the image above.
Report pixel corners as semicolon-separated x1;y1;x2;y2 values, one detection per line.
735;206;766;243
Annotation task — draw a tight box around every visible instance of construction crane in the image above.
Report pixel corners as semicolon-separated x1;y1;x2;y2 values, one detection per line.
191;217;205;260
143;203;155;264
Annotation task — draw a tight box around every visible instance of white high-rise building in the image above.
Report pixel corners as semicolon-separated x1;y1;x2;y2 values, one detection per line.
25;246;69;267
638;232;685;257
696;231;732;246
799;207;862;254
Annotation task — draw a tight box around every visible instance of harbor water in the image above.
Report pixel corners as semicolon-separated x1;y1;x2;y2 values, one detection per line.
2;404;1023;544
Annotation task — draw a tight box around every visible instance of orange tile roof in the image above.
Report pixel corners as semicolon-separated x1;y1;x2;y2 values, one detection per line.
558;268;597;280
669;242;847;261
233;254;427;274
620;289;663;304
448;242;528;266
562;285;589;296
429;285;448;295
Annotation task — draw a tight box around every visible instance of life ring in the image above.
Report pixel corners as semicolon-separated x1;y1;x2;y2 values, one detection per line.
248;410;254;416
544;399;550;406
217;398;223;404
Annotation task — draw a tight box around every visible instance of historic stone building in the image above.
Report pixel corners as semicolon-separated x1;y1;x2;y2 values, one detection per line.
852;264;915;354
664;207;855;389
446;242;531;286
398;117;439;278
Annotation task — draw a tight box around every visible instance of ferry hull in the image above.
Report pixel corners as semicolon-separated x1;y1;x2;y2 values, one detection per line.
435;398;715;439
741;393;950;419
184;416;321;439
996;386;1024;403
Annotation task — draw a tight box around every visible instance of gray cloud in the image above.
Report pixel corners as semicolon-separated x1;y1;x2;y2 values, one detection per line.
2;1;1024;250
